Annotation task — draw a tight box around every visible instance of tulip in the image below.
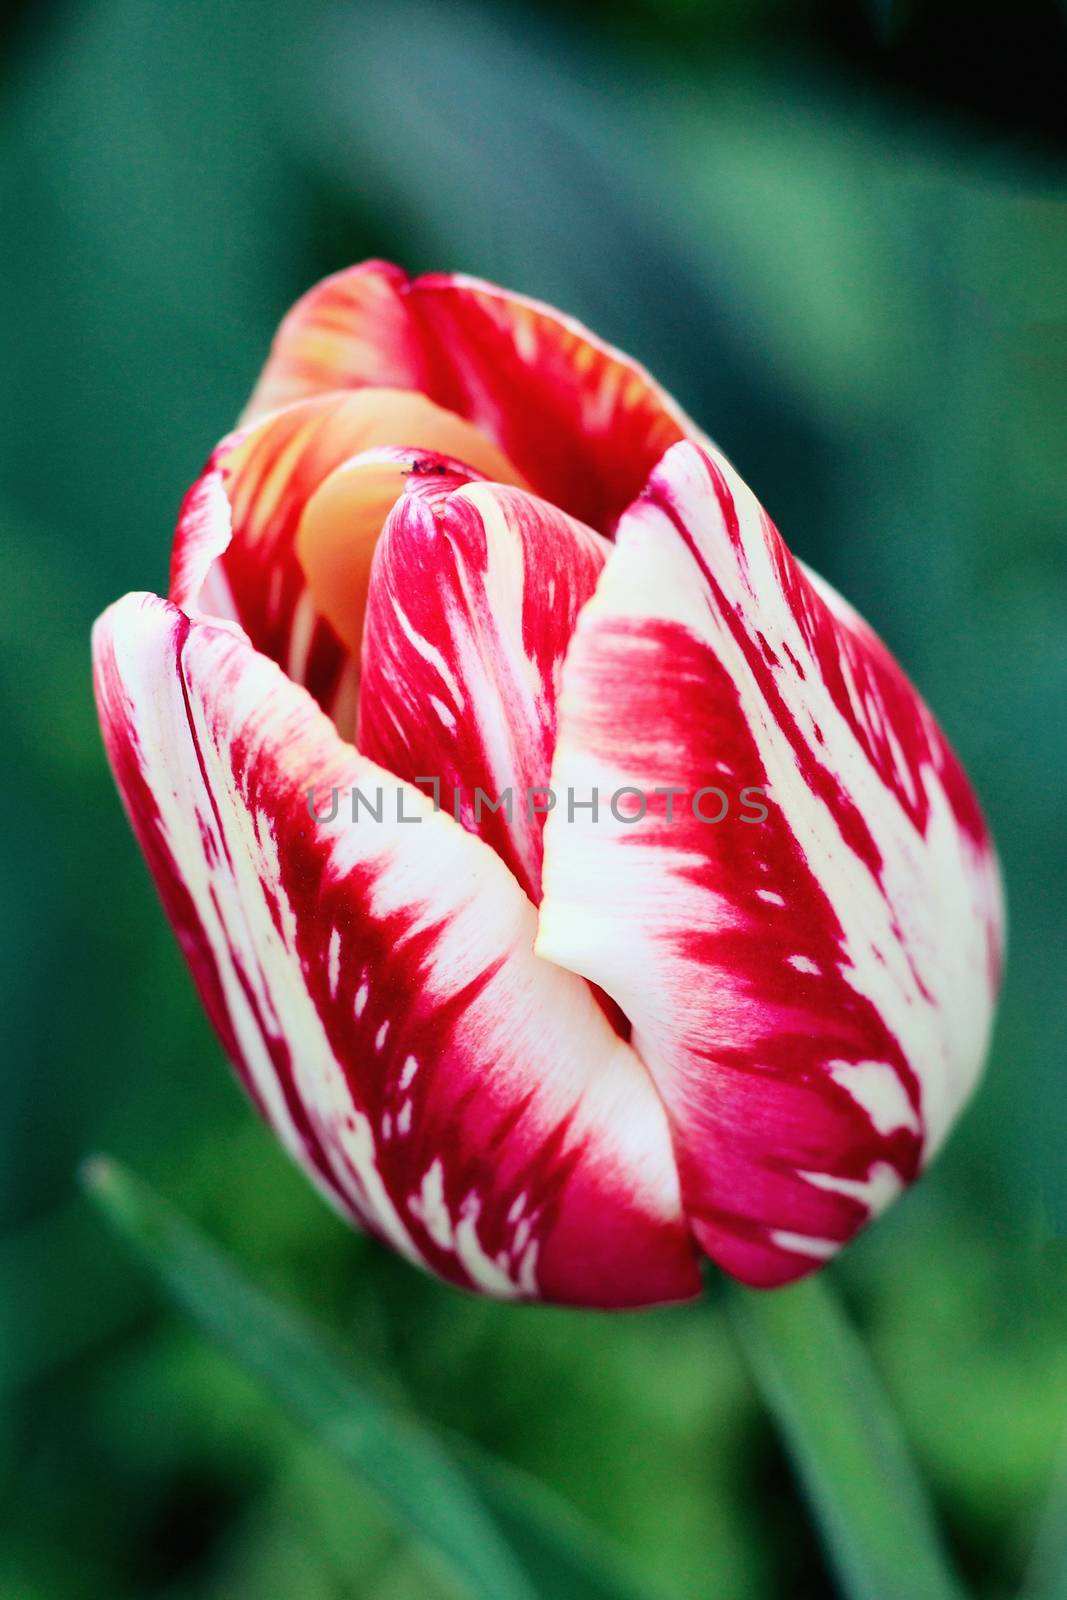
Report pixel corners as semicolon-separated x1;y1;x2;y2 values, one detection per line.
93;262;1003;1307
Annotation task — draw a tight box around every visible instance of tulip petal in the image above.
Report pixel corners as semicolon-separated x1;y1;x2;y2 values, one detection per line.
241;260;427;413
243;262;703;534
359;479;609;903
169;397;377;731
92;593;699;1307
170;391;530;732
537;441;1003;1287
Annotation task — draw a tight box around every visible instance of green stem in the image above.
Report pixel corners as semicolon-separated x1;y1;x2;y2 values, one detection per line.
728;1275;966;1600
1021;1429;1067;1600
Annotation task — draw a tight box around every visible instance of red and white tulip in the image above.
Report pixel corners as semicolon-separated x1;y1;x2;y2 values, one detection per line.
93;262;1003;1305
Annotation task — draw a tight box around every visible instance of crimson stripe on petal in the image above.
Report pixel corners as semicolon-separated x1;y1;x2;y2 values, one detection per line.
244;263;704;535
358;480;609;903
93;593;699;1307
537;440;1003;1287
169;396;420;732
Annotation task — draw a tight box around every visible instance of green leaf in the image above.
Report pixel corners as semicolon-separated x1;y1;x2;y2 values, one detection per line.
1021;1430;1067;1600
81;1156;673;1600
728;1276;965;1600
451;1436;674;1600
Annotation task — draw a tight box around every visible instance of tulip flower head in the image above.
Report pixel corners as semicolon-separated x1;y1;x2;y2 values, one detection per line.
93;263;1003;1306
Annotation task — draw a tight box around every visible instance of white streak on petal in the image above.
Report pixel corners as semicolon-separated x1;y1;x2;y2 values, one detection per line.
409;1159;452;1249
768;1231;837;1261
800;1161;902;1217
286;589;316;684
429;695;457;731
391;596;464;703
788;955;820;975
455;1194;520;1299
827;1058;921;1137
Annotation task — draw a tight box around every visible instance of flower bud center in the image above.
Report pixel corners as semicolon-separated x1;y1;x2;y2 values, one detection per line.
295;388;526;659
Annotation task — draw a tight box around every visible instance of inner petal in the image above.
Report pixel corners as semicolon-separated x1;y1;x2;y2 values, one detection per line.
242;263;698;536
295;387;528;658
358;478;609;907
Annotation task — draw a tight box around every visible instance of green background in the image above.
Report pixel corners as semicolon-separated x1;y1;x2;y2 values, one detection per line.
2;2;1066;1595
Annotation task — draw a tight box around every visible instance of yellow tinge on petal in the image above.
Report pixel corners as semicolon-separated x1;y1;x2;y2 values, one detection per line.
295;388;527;658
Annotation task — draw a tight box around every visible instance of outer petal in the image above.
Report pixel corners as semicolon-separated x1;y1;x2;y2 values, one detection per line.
358;477;609;903
92;592;699;1307
537;440;1003;1288
243;262;703;534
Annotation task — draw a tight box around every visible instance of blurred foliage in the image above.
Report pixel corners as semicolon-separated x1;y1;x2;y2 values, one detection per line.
1;0;1065;1596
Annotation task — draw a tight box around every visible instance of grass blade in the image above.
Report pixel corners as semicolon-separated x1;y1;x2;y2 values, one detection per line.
82;1156;672;1600
82;1156;537;1600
